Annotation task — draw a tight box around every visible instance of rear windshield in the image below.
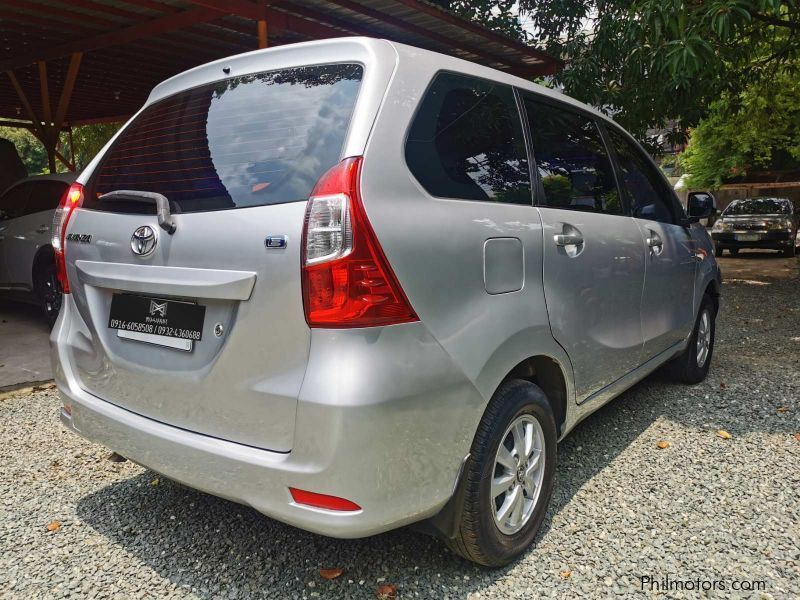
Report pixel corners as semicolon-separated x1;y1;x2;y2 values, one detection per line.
85;64;363;214
725;198;791;215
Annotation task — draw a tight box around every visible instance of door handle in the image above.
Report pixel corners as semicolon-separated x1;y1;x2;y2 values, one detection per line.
554;229;584;247
646;230;663;254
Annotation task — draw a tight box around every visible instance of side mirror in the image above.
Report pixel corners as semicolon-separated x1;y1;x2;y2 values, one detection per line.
687;192;716;223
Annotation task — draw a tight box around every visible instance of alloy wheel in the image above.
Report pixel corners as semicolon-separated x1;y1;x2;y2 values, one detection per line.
491;414;545;535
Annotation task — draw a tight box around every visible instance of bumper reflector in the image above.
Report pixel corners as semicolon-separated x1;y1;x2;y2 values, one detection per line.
289;487;361;511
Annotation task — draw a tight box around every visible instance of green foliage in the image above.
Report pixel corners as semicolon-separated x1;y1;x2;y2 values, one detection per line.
521;0;800;146
0;127;48;175
541;174;573;206
0;123;120;176
681;66;800;188
63;123;121;171
430;0;527;40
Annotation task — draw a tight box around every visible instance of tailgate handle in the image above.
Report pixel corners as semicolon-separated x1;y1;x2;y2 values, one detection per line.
99;190;177;234
75;261;257;301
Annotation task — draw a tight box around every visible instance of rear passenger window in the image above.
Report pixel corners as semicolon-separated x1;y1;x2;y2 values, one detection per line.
26;181;67;214
607;128;678;224
405;73;531;204
523;97;622;215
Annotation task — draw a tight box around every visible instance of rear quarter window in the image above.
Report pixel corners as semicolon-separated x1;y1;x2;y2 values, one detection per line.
405;72;531;205
85;64;363;214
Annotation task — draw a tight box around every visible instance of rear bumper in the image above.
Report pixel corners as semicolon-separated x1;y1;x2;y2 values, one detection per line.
712;231;795;249
51;297;483;538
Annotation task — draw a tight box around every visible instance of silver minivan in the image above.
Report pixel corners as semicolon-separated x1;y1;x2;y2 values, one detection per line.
51;38;721;566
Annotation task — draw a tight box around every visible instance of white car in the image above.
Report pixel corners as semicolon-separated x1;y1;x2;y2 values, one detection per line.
0;173;76;325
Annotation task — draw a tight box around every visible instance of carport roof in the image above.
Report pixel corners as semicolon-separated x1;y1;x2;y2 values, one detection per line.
0;0;562;127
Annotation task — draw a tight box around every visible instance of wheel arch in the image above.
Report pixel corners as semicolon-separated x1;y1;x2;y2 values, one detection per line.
502;355;568;438
418;353;569;541
31;244;56;288
704;277;721;315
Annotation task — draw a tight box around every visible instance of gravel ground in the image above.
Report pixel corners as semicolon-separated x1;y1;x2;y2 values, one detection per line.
1;255;799;600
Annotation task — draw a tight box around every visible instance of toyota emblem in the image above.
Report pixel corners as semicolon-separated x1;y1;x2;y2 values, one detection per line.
131;225;157;257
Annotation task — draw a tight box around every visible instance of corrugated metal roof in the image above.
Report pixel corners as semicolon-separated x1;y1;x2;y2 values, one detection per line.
0;0;561;125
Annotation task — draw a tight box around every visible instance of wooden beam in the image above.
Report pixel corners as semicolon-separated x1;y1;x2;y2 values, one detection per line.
0;7;224;71
258;19;268;48
69;114;131;126
68;126;75;170
5;70;46;140
117;0;179;14
54;53;83;134
0;120;36;130
187;0;263;21
37;61;53;126
55;148;75;171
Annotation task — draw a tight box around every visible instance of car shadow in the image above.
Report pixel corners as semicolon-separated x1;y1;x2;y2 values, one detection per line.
74;379;661;598
74;373;797;598
74;278;799;597
0;298;49;331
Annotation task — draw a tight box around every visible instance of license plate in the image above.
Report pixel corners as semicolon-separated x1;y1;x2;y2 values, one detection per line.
108;294;205;352
735;234;760;242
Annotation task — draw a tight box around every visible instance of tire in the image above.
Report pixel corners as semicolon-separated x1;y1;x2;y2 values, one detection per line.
665;294;715;384
445;379;557;567
729;248;739;256
33;255;63;329
783;245;796;258
714;244;723;256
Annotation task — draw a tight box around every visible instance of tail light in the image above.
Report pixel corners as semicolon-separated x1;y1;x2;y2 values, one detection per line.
301;157;417;328
52;183;84;293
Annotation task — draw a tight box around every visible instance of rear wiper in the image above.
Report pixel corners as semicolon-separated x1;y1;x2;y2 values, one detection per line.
98;190;177;235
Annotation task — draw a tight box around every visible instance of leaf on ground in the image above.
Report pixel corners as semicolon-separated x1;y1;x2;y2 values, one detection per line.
46;520;61;532
794;433;800;442
776;406;789;413
656;441;671;449
150;478;160;486
376;584;397;599
719;382;727;389
560;570;572;579
717;430;732;439
320;568;343;580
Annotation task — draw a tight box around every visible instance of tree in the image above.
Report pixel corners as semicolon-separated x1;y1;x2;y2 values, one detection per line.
0;126;48;175
429;0;528;40
63;123;121;171
520;1;800;148
681;64;800;188
0;122;120;176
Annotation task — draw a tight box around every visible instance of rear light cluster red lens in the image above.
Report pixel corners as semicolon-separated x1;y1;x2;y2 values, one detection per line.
301;157;417;328
289;487;361;512
52;183;84;294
